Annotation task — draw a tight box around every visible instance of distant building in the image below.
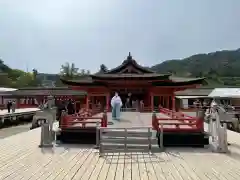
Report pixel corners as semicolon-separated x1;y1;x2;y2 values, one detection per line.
36;73;59;87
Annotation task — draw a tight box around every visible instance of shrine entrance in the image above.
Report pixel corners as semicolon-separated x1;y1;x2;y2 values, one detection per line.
110;88;147;108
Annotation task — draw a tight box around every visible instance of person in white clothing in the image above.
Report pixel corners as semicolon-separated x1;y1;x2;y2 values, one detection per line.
111;92;122;120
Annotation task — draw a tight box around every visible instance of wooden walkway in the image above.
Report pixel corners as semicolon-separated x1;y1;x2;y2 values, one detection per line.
1;112;240;179
0;108;40;117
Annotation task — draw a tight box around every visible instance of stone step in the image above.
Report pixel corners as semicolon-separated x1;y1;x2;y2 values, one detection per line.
101;130;152;138
101;137;157;145
100;143;159;153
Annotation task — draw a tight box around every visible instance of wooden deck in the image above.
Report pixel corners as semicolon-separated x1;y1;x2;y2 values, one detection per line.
0;108;40;117
1;112;240;179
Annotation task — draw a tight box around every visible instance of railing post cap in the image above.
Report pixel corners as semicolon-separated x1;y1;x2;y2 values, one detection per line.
152;111;156;117
152;111;156;114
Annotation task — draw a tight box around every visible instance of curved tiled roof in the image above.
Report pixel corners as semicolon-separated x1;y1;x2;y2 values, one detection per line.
105;52;154;74
90;73;170;80
2;87;87;96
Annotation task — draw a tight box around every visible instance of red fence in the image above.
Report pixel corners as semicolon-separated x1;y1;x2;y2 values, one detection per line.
17;104;39;109
153;107;204;133
159;106;195;119
60;108;108;130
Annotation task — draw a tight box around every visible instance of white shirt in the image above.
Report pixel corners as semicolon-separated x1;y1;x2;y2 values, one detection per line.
111;95;122;107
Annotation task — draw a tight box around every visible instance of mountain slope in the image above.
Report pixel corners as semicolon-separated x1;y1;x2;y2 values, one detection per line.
150;48;240;86
151;48;240;77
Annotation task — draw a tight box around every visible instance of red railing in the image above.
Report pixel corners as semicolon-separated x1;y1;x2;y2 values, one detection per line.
60;108;108;129
159;106;195;119
17;104;39;109
75;107;101;118
140;106;152;112
152;109;204;133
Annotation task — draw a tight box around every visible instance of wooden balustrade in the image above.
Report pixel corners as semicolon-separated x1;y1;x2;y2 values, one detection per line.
60;108;107;129
159;106;195;119
152;110;204;133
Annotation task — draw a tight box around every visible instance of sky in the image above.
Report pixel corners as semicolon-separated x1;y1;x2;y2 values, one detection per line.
0;0;240;74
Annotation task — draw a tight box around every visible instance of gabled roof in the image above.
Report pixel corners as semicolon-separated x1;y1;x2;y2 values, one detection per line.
90;73;170;80
3;87;87;96
175;88;213;96
208;88;240;98
105;52;154;74
152;77;206;86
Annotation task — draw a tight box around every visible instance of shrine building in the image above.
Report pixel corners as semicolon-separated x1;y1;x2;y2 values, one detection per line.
61;53;205;111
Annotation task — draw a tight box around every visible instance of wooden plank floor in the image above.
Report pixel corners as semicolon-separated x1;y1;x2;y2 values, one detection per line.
0;108;40;116
1;112;240;179
108;112;193;129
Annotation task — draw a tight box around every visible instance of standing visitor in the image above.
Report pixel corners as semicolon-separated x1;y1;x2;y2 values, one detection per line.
11;100;16;113
140;100;144;112
135;99;139;112
202;100;208;113
7;101;12;113
111;92;123;120
132;100;136;110
67;99;75;115
57;101;66;120
127;93;132;108
194;99;201;109
125;97;130;108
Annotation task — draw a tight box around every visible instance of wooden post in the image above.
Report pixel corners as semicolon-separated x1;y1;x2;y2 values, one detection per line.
102;110;108;127
172;95;175;111
152;111;157;130
159;96;161;107
166;96;169;109
159;96;162;108
86;95;89;111
162;96;165;108
196;109;205;132
151;93;154;111
106;93;110;112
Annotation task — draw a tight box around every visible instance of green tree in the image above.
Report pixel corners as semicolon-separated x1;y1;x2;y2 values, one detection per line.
55;75;66;87
79;69;85;75
60;62;79;79
27;68;40;86
32;69;38;78
100;64;108;73
0;74;13;87
12;72;33;88
8;69;25;81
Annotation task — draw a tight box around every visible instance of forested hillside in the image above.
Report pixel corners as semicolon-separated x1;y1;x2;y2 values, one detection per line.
0;59;40;88
151;48;240;86
0;60;90;88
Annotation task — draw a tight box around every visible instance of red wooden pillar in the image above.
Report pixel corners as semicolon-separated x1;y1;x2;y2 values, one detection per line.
162;96;165;108
106;93;110;112
86;95;89;111
166;96;169;109
172;95;176;111
159;96;161;107
144;92;148;107
151;93;154;111
161;96;164;107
